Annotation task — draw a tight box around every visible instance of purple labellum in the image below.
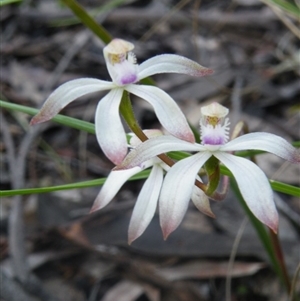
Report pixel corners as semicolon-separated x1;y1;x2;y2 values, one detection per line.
202;135;225;145
120;73;138;85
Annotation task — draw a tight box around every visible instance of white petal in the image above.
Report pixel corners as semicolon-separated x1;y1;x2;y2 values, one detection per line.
95;88;127;165
126;84;195;142
159;152;212;239
214;152;278;232
30;78;114;125
191;176;214;218
117;135;204;169
137;54;213;80
128;164;164;244
220;132;300;163
90;166;143;213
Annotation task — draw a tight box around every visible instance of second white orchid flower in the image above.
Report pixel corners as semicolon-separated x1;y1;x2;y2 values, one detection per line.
90;130;212;244
118;102;300;239
30;38;213;165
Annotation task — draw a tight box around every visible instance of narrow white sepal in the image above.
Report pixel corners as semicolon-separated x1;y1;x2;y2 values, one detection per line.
220;132;299;163
125;84;195;143
90;166;143;213
137;54;213;80
128;164;164;244
191;176;214;218
118;135;204;169
30;78;114;125
214;152;278;232
159;152;212;239
95;89;127;165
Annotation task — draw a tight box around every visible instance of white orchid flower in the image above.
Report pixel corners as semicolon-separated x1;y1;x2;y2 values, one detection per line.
118;102;300;239
30;38;213;165
90;130;212;244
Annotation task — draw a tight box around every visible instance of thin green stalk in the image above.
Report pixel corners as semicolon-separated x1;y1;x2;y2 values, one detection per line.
0;170;150;197
119;91;147;142
60;0;112;44
51;0;129;27
0;100;95;134
289;263;300;301
269;229;292;293
231;179;290;292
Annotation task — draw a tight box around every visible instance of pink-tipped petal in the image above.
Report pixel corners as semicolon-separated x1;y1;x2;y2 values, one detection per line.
221;132;300;163
137;54;213;80
214;152;279;232
191;177;215;218
128;164;164;244
90;166;143;213
30;78;114;125
95;88;127;165
126;84;195;143
159;152;212;239
116;135;204;170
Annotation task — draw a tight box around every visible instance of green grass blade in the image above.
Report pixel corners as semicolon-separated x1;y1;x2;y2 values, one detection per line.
270;180;300;197
0;170;150;197
51;0;131;27
60;0;112;44
0;0;22;6
230;179;284;282
0;100;95;134
262;0;300;18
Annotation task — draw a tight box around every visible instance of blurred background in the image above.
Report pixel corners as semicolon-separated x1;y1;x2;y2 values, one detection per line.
1;0;300;300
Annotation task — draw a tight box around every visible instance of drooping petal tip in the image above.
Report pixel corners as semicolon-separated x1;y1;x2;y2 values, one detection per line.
161;221;179;240
196;67;214;77
30;114;43;126
162;227;172;241
30;109;55;125
292;148;300;163
263;211;279;234
89;204;99;214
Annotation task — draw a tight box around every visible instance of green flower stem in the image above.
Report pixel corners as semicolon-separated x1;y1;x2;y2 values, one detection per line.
233;120;292;292
51;0;129;27
60;0;112;44
119;92;175;166
234;120;292;293
58;0;155;87
231;178;291;294
119;92;147;142
269;229;292;293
